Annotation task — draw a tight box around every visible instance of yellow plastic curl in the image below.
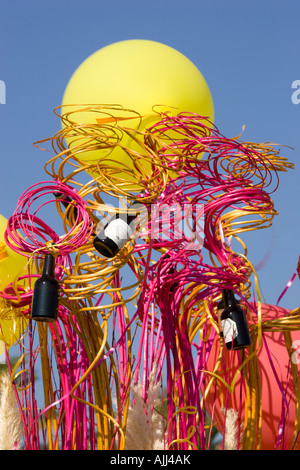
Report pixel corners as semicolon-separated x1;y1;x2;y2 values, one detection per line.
37;298;132;450
37;104;185;197
32;103;294;451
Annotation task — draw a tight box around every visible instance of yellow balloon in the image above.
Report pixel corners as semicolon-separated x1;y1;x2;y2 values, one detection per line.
61;39;214;184
0;214;29;348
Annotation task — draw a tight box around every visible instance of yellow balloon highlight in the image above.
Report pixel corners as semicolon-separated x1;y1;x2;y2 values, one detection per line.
61;39;214;184
0;214;29;348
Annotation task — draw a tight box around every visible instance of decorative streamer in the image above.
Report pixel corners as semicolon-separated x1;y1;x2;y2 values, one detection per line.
0;107;297;450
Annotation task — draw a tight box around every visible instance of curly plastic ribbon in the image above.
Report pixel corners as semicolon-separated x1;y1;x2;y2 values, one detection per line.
5;180;93;257
3;107;297;450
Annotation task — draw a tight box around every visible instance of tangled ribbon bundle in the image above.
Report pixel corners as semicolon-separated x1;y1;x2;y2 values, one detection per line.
0;107;299;450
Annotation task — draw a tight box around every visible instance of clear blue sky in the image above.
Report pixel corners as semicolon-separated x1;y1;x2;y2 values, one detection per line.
0;0;299;309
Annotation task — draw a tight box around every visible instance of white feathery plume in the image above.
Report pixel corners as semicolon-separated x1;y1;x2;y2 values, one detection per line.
0;371;23;450
221;407;244;450
125;366;166;450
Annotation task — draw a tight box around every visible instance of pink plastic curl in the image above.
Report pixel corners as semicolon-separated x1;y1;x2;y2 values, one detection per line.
4;180;94;280
9;274;133;450
0;279;39;307
147;112;281;193
130;113;287;449
47;307;92;450
7;304;96;450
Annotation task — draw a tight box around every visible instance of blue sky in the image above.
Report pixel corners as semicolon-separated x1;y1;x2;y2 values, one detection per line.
0;0;299;310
